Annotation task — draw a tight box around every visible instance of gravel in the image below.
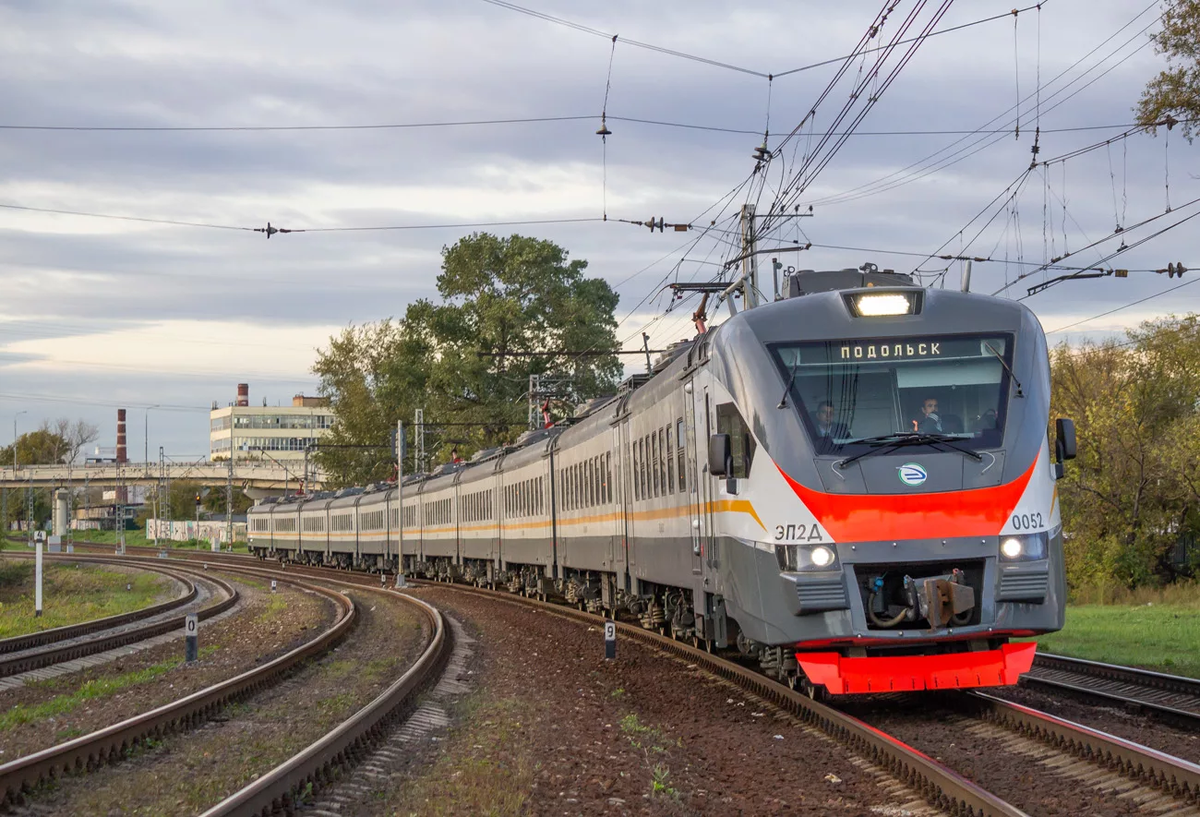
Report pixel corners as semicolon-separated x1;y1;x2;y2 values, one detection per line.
838;693;1187;817
15;585;427;816
990;681;1200;765
0;574;332;764
371;587;942;817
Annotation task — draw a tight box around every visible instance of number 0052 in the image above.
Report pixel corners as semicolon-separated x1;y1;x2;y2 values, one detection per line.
1011;512;1044;530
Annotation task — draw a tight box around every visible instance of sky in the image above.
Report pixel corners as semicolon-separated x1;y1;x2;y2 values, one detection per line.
0;0;1196;460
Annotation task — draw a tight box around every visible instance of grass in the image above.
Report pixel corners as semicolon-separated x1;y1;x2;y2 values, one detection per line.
619;713;680;800
79;528;249;553
1027;601;1200;677
0;647;217;732
385;695;535;816
0;561;174;638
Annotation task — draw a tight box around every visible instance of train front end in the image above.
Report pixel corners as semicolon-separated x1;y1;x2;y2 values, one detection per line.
704;268;1073;695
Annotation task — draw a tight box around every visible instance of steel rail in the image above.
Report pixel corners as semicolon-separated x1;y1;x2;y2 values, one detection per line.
0;560;199;654
200;592;449;817
408;580;1028;817
0;556;238;678
962;691;1200;803
1025;652;1200;725
0;571;355;808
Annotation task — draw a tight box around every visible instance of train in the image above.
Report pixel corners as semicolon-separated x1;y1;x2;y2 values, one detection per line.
248;263;1074;696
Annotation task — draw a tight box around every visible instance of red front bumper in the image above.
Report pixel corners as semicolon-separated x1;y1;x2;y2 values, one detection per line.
795;642;1037;695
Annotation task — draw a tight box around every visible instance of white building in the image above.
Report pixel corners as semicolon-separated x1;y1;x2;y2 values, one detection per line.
209;384;334;462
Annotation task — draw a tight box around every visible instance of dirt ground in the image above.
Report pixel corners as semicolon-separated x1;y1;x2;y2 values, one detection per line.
374;587;938;817
0;573;333;762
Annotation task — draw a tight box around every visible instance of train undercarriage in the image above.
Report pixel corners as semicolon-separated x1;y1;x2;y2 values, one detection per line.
250;545;1032;696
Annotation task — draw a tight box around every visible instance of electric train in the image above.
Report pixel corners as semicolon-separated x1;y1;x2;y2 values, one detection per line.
249;264;1074;695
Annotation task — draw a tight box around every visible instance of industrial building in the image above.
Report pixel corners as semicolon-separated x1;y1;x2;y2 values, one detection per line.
209;383;333;463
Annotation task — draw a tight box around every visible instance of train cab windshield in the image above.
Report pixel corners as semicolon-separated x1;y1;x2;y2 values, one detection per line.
773;334;1013;453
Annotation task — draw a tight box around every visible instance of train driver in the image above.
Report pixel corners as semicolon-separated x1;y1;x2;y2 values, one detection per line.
813;400;847;440
911;397;942;433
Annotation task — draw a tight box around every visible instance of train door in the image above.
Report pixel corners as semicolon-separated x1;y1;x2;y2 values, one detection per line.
686;383;703;576
608;429;621;572
698;386;715;573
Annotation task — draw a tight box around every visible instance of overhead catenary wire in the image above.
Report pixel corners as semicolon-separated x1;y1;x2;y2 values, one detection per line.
803;1;1161;209
1046;275;1200;335
0;203;604;234
476;0;768;77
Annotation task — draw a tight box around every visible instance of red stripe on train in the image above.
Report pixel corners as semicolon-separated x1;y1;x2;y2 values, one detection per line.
776;457;1038;542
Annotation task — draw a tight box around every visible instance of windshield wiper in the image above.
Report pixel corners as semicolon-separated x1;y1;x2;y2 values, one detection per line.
836;432;984;467
983;341;1024;398
777;362;799;409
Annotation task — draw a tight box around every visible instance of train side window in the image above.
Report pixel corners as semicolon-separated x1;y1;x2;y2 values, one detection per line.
651;432;660;497
639;441;646;500
666;426;675;493
605;451;612;504
659;428;668;495
632;442;639;501
715;403;756;478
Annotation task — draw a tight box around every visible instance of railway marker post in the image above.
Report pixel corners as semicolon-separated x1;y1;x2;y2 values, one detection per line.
34;536;43;618
271;579;277;593
184;614;198;662
604;621;616;660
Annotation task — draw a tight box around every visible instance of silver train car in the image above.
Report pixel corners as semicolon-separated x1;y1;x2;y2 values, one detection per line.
249;265;1074;695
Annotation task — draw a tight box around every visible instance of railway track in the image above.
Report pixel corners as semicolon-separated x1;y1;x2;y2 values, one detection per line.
1025;652;1200;726
0;560;199;655
62;547;1200;814
0;556;452;816
0;555;238;680
438;581;1200;815
0;564;354;809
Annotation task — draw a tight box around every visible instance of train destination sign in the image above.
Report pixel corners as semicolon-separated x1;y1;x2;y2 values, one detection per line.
780;335;1011;367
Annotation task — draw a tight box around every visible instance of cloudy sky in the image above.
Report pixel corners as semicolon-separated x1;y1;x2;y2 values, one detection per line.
1;0;1195;459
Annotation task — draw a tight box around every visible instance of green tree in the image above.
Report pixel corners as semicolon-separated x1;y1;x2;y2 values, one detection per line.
1136;0;1200;141
313;233;621;486
1051;315;1200;588
0;418;99;468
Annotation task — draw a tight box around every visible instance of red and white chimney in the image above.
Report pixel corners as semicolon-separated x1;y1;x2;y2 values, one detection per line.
237;383;249;407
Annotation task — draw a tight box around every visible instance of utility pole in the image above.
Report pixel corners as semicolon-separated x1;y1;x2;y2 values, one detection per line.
414;408;425;475
396;419;404;577
156;446;164;546
225;455;233;550
741;204;758;309
26;472;34;544
642;333;653;374
66;458;73;548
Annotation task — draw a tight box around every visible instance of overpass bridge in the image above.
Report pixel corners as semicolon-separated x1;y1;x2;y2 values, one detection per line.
0;462;325;497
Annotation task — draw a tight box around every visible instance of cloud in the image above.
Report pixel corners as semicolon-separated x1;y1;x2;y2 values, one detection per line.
1;0;1196;457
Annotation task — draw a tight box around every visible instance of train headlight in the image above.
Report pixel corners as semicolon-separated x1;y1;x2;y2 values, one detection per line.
775;543;838;572
999;532;1048;561
810;545;835;567
854;293;912;316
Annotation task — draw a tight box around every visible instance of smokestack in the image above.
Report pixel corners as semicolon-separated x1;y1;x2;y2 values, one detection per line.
237;383;249;407
116;409;127;464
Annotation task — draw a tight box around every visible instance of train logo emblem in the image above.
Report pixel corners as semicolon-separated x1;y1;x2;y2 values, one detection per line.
897;463;927;486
